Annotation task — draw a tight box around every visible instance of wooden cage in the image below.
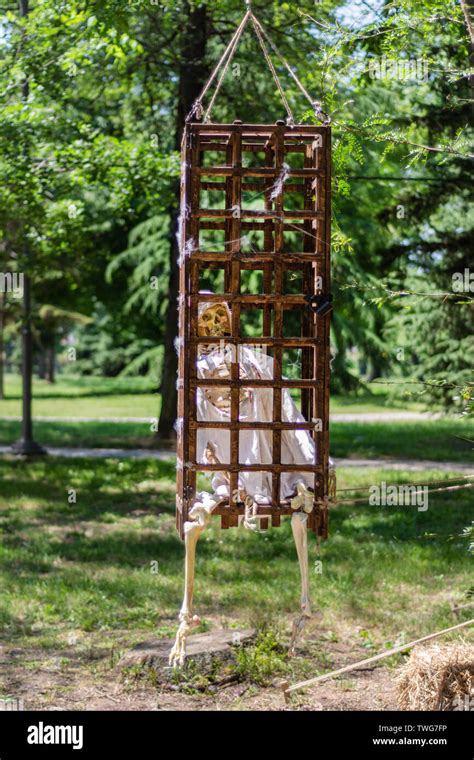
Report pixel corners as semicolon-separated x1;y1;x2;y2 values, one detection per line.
176;120;332;539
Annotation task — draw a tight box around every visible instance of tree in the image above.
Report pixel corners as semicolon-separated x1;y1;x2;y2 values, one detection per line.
299;0;473;409
1;0;471;429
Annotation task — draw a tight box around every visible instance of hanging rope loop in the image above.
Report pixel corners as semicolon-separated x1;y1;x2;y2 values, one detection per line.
203;11;250;123
250;13;331;125
185;9;251;123
250;13;295;124
184;7;330;125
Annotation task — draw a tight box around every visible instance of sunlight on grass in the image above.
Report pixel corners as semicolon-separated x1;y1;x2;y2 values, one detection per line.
0;457;471;656
0;417;472;460
0;373;429;418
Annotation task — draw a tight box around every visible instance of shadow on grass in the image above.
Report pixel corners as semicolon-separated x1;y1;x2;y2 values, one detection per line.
0;457;472;643
2;418;472;460
0;421;159;449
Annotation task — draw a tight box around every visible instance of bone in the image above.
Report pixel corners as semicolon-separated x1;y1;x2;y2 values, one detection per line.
290;482;314;513
169;520;204;668
169;494;219;668
288;511;311;656
240;489;259;531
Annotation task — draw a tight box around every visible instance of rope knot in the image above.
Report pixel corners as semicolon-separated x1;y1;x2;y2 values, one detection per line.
186;99;204;123
312;100;331;125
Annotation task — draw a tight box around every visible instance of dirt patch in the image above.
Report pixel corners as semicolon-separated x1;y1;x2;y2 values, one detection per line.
0;621;400;711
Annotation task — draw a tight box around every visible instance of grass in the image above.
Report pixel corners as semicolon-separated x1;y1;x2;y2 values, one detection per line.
0;418;472;462
0;455;472;659
0;396;160;419
331;385;426;414
2;373;157;398
0;373;426;418
0;419;156;449
0;373;160;419
331;419;474;463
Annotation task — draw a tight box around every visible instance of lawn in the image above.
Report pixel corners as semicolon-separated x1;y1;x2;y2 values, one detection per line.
0;418;472;463
0;419;154;449
1;373;157;398
0;373;426;418
331;419;474;463
0;373;160;419
0;456;471;651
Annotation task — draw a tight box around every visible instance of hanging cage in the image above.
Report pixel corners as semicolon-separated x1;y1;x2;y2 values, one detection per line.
175;118;333;539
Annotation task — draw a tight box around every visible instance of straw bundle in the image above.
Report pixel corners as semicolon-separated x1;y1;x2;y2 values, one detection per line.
396;642;474;711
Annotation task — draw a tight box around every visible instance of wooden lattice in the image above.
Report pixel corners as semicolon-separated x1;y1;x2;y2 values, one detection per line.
176;120;332;539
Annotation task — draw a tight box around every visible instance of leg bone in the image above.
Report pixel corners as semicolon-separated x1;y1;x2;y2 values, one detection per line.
288;511;311;656
169;494;218;668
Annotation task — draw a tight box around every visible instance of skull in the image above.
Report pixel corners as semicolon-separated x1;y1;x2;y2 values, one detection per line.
198;304;231;337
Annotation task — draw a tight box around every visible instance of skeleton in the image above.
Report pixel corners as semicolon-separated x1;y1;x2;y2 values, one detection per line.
170;302;323;668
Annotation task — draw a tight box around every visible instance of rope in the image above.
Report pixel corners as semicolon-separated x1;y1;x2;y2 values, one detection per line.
203;11;251;123
336;474;474;493
185;5;329;124
250;14;295;124
186;10;251;123
333;481;474;506
250;13;331;125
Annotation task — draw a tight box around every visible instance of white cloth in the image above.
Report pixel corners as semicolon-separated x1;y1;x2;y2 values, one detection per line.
196;343;317;503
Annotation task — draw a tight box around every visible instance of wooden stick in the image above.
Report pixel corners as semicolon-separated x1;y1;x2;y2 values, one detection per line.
452;600;474;618
282;618;474;703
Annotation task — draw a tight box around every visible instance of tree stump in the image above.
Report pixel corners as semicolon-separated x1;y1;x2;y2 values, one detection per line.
120;629;256;676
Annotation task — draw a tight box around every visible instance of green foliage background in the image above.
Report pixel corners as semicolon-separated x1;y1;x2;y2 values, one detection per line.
0;0;472;414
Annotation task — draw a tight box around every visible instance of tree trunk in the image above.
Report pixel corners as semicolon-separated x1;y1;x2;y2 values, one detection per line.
11;0;45;453
37;349;46;379
366;355;384;382
45;343;55;383
157;2;208;440
0;292;4;399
